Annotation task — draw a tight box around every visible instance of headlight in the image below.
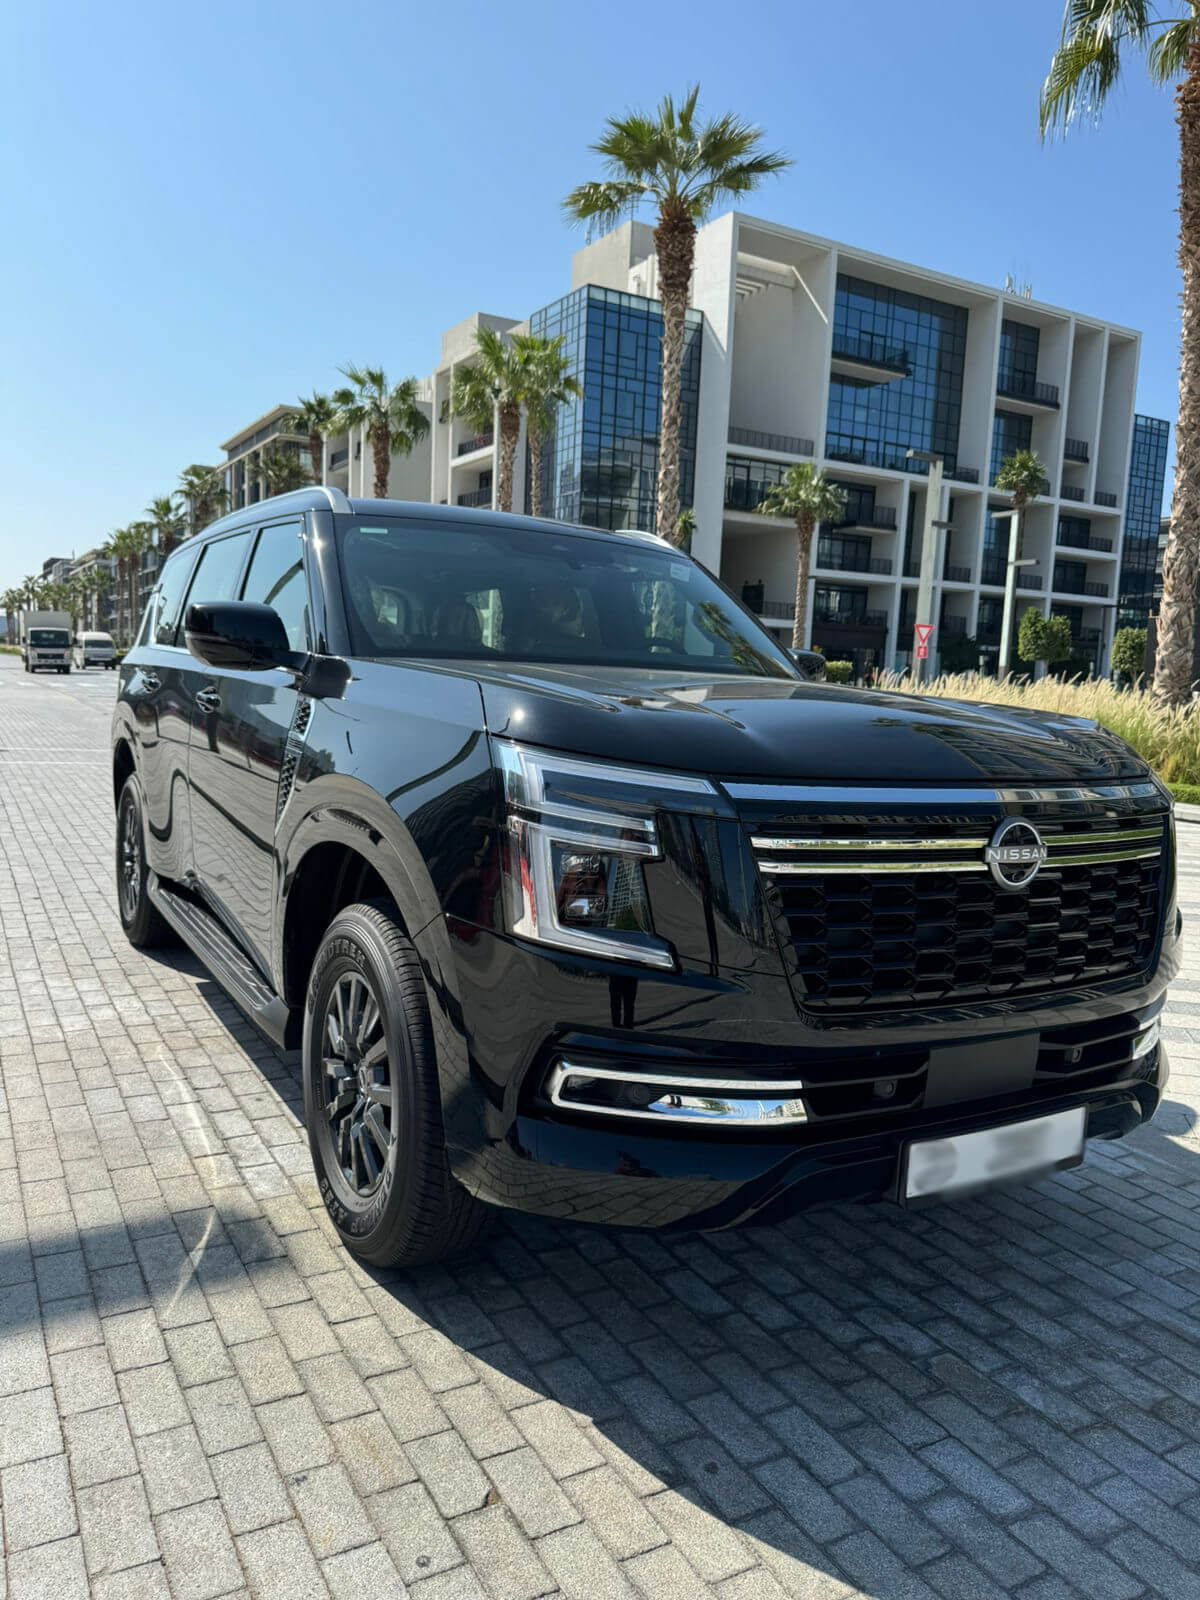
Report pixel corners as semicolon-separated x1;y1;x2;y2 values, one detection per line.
493;739;721;968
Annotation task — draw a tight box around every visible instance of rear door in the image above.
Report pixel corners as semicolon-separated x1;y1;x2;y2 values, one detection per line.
186;518;311;968
125;542;201;885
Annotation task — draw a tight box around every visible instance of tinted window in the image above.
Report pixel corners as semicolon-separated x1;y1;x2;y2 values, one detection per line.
337;519;794;677
183;532;252;617
241;522;311;651
145;544;200;647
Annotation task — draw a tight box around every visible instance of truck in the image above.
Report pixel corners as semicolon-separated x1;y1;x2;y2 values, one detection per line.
19;610;72;673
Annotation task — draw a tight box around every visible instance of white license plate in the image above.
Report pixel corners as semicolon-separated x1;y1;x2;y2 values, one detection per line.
903;1107;1086;1202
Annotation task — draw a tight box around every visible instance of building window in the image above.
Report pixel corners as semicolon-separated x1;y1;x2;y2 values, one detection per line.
990;410;1032;483
1120;414;1170;628
825;275;968;476
997;320;1040;399
527;286;701;535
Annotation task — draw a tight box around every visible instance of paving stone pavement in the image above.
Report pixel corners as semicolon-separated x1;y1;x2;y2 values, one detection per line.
2;651;1200;1600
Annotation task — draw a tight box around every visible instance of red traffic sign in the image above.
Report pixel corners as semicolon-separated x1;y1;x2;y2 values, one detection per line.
914;623;934;647
916;644;929;660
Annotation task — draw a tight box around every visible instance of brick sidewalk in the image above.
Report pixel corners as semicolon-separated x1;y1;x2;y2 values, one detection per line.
2;653;1200;1600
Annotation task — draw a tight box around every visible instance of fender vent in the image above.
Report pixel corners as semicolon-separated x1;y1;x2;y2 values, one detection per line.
276;697;313;821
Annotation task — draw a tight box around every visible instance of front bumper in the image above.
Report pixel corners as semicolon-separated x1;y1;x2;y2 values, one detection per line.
457;1057;1167;1230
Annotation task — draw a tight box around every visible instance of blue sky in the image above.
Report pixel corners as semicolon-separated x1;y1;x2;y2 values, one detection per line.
0;0;1181;593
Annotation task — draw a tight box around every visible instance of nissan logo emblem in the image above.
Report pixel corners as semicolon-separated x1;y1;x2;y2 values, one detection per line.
985;818;1047;889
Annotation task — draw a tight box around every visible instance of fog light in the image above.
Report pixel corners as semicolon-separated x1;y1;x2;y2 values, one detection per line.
1132;1019;1161;1061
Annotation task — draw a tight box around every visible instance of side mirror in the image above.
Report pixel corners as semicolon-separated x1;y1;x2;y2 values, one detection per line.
184;601;303;672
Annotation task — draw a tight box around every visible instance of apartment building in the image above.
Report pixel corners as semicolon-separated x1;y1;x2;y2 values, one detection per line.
219;406;315;512
222;209;1169;676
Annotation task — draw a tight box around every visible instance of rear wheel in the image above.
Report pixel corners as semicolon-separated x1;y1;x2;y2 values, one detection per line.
115;776;174;948
303;901;490;1267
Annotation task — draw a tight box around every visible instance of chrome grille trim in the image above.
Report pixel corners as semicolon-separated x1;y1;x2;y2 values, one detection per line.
758;859;988;876
726;780;1164;806
750;836;988;853
547;1061;808;1126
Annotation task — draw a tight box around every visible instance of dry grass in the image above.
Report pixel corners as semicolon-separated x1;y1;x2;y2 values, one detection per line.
874;670;1200;788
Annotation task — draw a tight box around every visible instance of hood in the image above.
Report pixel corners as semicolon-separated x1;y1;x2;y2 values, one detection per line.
451;663;1148;785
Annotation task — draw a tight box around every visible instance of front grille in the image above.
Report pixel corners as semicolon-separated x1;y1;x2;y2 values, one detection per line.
752;806;1168;1011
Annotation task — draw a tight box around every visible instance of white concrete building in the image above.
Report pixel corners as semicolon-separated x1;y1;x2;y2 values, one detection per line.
222;210;1167;676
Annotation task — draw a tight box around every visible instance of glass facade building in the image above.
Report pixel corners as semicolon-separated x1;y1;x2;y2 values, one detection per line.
990;410;1032;484
826;275;968;475
527;285;701;534
997;320;1040;397
1119;414;1170;629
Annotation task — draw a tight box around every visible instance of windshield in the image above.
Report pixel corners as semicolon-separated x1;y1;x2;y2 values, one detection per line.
30;629;69;646
336;518;794;678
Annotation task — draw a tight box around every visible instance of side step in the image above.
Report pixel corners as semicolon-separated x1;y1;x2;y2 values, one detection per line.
149;876;296;1048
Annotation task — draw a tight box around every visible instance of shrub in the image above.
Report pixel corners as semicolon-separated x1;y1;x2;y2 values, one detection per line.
1111;627;1147;680
824;660;854;684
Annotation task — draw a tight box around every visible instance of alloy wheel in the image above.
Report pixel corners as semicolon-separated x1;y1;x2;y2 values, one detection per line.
322;973;394;1195
119;798;141;921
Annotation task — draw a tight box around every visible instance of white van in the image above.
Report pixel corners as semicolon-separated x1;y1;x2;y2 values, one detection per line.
73;631;116;669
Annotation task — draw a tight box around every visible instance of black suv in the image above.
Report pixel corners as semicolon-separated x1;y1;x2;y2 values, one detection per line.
112;489;1178;1266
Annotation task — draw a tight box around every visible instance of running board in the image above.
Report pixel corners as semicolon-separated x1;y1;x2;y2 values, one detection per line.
148;876;296;1048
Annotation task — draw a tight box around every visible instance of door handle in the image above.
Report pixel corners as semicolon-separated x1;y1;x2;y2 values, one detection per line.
195;689;221;715
141;673;161;693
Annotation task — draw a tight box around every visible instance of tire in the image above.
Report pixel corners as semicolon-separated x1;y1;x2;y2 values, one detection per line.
115;775;174;948
303;900;490;1267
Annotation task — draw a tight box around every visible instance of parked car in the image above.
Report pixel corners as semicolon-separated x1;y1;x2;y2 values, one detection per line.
111;489;1178;1266
74;630;116;669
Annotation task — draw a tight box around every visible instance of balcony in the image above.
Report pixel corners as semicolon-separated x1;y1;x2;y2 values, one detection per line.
941;615;968;636
457;431;494;457
981;559;1043;590
1054;572;1110;598
813;608;889;630
1061;484;1085;503
815;539;893;575
943;564;971;583
1063;438;1090;463
996;372;1060;409
728;426;814;456
457;487;492;508
948;465;980;484
833;505;898;532
1058;531;1114;553
1095;490;1118;508
830;333;910;383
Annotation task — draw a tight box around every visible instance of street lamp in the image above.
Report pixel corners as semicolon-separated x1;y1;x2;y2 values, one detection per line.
993;508;1038;681
906;449;943;683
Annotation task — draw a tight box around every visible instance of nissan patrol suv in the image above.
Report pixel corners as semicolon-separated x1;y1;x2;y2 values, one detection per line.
111;488;1178;1266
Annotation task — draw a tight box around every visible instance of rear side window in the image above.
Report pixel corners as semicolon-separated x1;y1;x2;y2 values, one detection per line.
240;521;311;652
145;544;200;647
183;532;253;617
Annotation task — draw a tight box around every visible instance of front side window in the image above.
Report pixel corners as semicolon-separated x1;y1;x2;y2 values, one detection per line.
241;521;311;651
145;543;200;647
336;518;793;677
183;532;253;617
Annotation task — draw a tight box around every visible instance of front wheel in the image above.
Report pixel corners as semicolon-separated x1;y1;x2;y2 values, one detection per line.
115;776;174;948
302;901;490;1267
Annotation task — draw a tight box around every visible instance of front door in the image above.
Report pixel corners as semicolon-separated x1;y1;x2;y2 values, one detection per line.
186;519;312;970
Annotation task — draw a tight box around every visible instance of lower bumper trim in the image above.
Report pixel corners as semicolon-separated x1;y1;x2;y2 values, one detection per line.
547;1059;808;1126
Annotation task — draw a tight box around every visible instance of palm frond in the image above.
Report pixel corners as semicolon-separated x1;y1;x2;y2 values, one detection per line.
1148;15;1196;81
1039;0;1156;137
563;180;648;223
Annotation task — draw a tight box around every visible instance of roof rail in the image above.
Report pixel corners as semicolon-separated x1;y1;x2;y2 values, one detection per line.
197;485;352;540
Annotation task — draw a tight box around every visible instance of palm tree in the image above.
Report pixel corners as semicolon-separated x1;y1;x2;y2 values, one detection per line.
261;450;312;495
1040;3;1200;704
451;329;526;513
674;506;696;552
517;333;582;518
994;448;1046;557
565;88;790;538
147;494;187;559
22;574;44;609
331;366;429;500
178;464;228;535
2;588;22;643
292;393;336;485
758;465;848;650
